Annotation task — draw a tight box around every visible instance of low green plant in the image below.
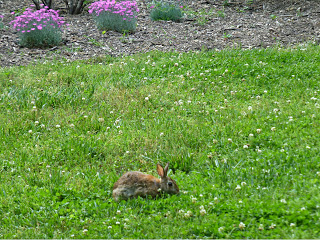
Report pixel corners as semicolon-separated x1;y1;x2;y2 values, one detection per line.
150;0;184;22
88;0;139;33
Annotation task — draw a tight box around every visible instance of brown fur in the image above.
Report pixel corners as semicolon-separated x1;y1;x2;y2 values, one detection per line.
112;163;179;201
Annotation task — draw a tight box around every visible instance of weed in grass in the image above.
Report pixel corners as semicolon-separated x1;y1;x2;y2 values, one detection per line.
0;46;320;238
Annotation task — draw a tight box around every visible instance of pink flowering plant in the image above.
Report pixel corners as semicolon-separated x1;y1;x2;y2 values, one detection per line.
10;5;67;48
149;0;184;22
89;0;139;33
0;15;4;29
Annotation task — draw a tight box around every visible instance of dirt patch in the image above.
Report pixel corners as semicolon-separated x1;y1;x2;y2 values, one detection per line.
0;0;320;67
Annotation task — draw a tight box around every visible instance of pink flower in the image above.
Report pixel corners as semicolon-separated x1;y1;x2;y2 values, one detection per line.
37;25;43;30
150;5;155;9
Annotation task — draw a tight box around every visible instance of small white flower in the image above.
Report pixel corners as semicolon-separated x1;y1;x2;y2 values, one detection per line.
228;138;232;143
290;223;296;227
271;127;276;131
82;97;86;100
98;118;105;122
264;90;267;93
83;229;88;233
83;115;88;119
239;222;246;230
214;197;218;203
35;121;39;125
243;144;249;149
317;172;320;177
191;197;197;203
199;194;203;197
258;224;264;230
70;234;75;237
116;210;121;215
280;199;287;203
248;106;252;111
108;226;112;229
160;132;164;137
218;226;224;233
200;205;205;210
56;124;61;128
249;133;254;137
200;209;206;216
235;185;241;191
40;124;45;128
269;223;276;229
239;200;243;203
28;130;33;134
301;207;306;211
116;221;120;225
241;182;247;186
256;128;261;133
306;145;311;149
145;97;149;101
174;63;179;67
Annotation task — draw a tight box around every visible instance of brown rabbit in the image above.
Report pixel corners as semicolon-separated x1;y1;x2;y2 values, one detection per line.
112;163;179;201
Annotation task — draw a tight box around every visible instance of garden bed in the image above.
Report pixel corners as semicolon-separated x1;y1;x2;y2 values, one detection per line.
0;0;320;68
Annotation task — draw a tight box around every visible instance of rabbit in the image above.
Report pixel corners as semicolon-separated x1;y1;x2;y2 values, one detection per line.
112;162;179;201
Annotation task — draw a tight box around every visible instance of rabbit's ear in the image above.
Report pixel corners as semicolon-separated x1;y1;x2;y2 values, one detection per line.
163;162;169;177
157;164;164;178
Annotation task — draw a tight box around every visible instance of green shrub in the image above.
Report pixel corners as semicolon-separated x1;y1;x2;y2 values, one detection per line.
150;1;184;22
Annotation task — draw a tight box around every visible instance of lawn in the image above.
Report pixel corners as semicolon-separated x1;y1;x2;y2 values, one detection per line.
0;45;320;238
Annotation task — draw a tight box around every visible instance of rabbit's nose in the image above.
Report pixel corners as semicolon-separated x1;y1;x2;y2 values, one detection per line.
168;182;173;186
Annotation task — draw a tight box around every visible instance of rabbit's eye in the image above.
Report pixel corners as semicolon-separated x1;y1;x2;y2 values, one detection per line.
168;182;173;187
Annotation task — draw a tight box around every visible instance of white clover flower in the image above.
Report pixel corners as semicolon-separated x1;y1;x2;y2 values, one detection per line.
239;200;243;203
98;118;105;122
235;185;241;191
174;63;179;67
200;209;206;216
239;222;246;230
116;221;120;225
108;226;112;229
116;210;121;215
178;209;185;214
213;139;218;144
271;127;276;131
243;145;249;149
200;205;205;210
28;130;33;134
83;115;88;119
248;106;252;111
290;223;296;227
34;121;39;125
241;182;247;186
306;145;311;149
199;194;203;197
249;133;254;137
145;97;149;101
264;90;267;93
83;229;88;233
301;207;306;211
184;211;192;218
256;128;261;133
317;172;320;177
258;224;264;230
218;226;224;233
56;124;61;128
70;123;75;128
269;223;276;229
227;138;232;143
214;197;218;203
191;197;197;203
280;199;287;203
71;234;75;237
160;132;164;137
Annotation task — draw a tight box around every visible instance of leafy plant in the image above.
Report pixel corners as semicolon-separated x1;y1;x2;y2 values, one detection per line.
149;0;184;22
10;6;67;48
88;0;139;33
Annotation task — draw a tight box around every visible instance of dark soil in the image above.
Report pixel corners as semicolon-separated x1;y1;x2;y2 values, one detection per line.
0;0;320;67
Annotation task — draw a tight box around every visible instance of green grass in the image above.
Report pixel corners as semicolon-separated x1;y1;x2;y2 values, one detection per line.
0;45;320;238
